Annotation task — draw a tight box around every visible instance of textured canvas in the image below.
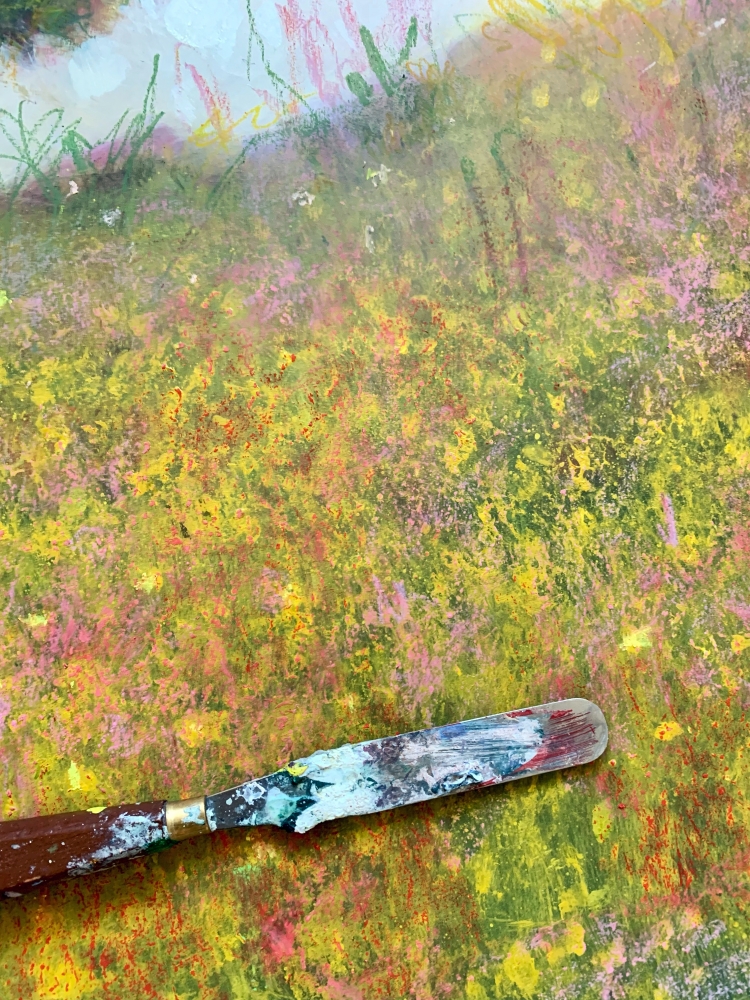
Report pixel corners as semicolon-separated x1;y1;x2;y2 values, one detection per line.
1;0;750;997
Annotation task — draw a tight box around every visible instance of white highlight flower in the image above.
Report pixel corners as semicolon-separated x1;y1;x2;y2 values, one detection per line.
101;208;122;227
366;163;391;187
292;189;315;207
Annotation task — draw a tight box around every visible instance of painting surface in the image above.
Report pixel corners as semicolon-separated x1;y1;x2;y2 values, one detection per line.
2;1;750;997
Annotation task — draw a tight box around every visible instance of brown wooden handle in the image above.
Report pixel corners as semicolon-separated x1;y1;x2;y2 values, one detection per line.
0;802;171;898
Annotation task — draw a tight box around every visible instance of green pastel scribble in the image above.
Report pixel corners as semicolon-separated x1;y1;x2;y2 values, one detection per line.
346;71;375;107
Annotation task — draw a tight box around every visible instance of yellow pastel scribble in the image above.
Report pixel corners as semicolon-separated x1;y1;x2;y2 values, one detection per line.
654;721;683;742
135;570;163;594
31;379;54;408
619;626;652;651
501;941;539;996
402;411;421;438
444;426;476;474
466;978;489;1000
565;922;586;957
540;38;557;62
581;80;601;108
475;855;494;895
532;82;550;107
547;922;586;965
175;710;229;748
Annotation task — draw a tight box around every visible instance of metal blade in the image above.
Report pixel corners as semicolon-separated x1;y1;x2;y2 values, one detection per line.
205;698;607;834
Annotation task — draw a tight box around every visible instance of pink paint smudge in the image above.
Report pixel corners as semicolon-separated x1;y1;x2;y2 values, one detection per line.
657;493;678;547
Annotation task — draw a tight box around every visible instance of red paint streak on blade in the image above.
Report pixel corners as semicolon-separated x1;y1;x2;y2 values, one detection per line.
517;707;600;772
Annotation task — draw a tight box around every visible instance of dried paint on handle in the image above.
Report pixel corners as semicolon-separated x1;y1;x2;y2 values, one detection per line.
0;802;171;898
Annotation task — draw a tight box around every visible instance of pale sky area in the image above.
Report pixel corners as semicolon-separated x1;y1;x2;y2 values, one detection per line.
0;0;503;151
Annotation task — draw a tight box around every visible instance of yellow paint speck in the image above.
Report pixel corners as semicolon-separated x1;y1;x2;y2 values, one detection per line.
540;40;556;62
581;81;600;108
592;801;613;842
444;426;476;474
67;761;81;791
654;721;683;742
284;762;309;777
532;83;550;108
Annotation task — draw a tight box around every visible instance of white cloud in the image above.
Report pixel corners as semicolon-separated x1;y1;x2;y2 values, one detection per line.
164;0;245;53
69;38;131;101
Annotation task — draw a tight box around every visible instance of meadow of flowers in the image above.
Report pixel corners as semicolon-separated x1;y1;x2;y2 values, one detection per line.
2;2;750;997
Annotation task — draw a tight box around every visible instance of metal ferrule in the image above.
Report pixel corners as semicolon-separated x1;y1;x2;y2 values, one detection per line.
165;796;210;841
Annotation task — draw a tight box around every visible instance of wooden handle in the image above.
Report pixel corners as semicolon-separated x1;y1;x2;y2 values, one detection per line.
0;802;171;898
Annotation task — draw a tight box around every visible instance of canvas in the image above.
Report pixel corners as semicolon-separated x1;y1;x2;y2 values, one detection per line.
1;0;750;997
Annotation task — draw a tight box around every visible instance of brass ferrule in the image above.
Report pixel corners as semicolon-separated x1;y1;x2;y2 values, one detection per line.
165;795;210;841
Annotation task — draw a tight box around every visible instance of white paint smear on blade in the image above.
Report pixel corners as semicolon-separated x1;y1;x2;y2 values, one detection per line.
290;721;542;832
66;812;169;876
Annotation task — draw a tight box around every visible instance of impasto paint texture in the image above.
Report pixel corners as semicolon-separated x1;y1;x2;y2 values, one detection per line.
1;0;750;996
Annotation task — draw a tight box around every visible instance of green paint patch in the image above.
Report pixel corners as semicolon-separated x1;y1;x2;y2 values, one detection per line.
233;863;260;880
